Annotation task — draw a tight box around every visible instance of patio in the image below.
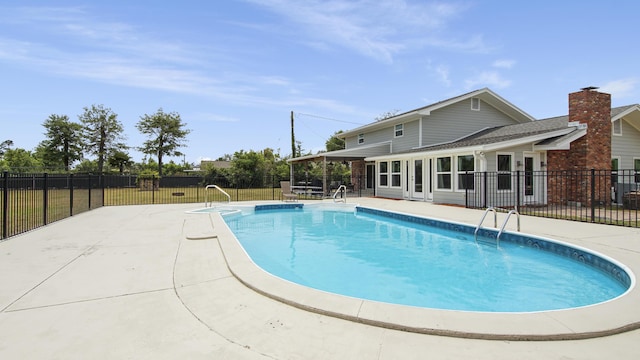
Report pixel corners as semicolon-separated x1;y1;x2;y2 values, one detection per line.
0;198;638;359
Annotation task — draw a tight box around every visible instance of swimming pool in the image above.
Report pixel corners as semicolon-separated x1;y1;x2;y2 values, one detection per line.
214;203;631;313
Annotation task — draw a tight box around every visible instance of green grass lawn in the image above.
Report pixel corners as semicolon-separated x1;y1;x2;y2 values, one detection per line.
1;185;319;238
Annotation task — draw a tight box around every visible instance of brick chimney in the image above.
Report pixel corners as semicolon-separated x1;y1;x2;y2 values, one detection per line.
546;87;612;206
567;86;611;170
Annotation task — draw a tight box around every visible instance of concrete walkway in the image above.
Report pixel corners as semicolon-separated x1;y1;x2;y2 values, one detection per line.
0;199;639;359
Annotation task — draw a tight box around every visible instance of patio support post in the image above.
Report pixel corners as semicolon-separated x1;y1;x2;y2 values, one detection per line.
323;157;327;196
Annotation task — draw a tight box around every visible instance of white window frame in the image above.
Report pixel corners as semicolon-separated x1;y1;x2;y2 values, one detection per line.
611;156;620;186
496;153;514;192
456;154;475;192
436;156;452;191
358;133;364;144
394;124;404;138
634;158;640;183
379;161;389;187
471;98;480;111
391;160;401;187
613;119;622;136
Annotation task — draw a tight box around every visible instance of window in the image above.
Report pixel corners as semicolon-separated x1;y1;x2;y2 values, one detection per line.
611;158;619;186
613;119;622;136
379;161;388;187
358;133;364;144
436;157;452;190
394;124;404;137
497;154;512;190
457;155;475;190
635;159;640;183
391;160;401;187
471;98;480;111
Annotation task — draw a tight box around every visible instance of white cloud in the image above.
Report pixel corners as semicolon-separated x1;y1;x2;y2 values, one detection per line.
492;59;516;69
244;0;484;63
599;78;638;99
435;65;451;87
465;71;511;90
0;6;362;116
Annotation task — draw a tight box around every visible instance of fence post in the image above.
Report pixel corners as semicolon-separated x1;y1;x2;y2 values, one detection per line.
69;173;74;216
43;173;48;225
152;175;155;204
516;170;521;211
590;168;596;223
88;174;92;209
2;171;8;239
482;172;488;209
100;174;104;207
465;171;469;208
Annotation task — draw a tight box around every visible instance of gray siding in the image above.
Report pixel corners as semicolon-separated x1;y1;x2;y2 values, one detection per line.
392;120;420;152
345;98;522;151
612;118;640;170
422;99;520;146
345;127;392;148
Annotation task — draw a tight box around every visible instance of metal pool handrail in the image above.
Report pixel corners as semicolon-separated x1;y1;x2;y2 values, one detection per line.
205;184;230;207
474;206;497;241
497;209;521;242
332;185;347;203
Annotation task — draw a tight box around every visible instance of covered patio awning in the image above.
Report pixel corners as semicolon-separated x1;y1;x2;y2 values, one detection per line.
286;142;391;194
287;141;392;164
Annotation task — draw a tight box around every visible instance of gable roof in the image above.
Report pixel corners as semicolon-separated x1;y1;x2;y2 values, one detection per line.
365;105;639;160
338;88;536;139
612;104;640;131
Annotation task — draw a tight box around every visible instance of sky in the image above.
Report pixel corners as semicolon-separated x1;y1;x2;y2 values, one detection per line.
1;0;639;166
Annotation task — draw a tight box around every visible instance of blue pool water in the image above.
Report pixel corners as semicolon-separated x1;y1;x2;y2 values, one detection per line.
221;204;630;312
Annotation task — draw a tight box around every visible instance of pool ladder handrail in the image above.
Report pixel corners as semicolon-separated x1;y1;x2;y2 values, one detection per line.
205;184;231;207
332;185;347;203
474;207;521;246
474;207;497;242
496;209;520;242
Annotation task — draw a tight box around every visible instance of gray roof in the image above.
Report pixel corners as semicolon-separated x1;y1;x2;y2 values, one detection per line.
401;105;635;154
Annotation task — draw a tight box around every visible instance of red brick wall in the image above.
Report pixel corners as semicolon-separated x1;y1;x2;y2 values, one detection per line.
350;160;365;190
547;88;611;205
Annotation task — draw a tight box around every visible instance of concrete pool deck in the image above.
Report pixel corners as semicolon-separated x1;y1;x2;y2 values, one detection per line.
0;198;639;359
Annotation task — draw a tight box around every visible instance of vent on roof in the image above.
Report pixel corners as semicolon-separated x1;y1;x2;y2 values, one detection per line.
581;86;599;91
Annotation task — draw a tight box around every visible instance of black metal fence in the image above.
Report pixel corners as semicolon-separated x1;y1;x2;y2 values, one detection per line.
5;169;640;240
1;172;367;240
465;169;640;227
1;172;104;240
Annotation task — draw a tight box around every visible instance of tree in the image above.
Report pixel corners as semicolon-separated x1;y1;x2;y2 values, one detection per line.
74;159;99;173
39;114;84;171
0;139;13;157
231;150;266;187
2;148;42;171
136;108;190;177
79;104;127;174
108;150;133;174
375;109;401;121
325;130;345;152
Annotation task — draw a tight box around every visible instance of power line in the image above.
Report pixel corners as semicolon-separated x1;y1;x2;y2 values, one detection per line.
295;112;366;125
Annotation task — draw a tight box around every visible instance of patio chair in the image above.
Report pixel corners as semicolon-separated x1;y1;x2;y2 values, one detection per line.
280;181;298;202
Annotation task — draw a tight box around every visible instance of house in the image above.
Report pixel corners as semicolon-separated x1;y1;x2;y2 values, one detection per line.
288;87;640;207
